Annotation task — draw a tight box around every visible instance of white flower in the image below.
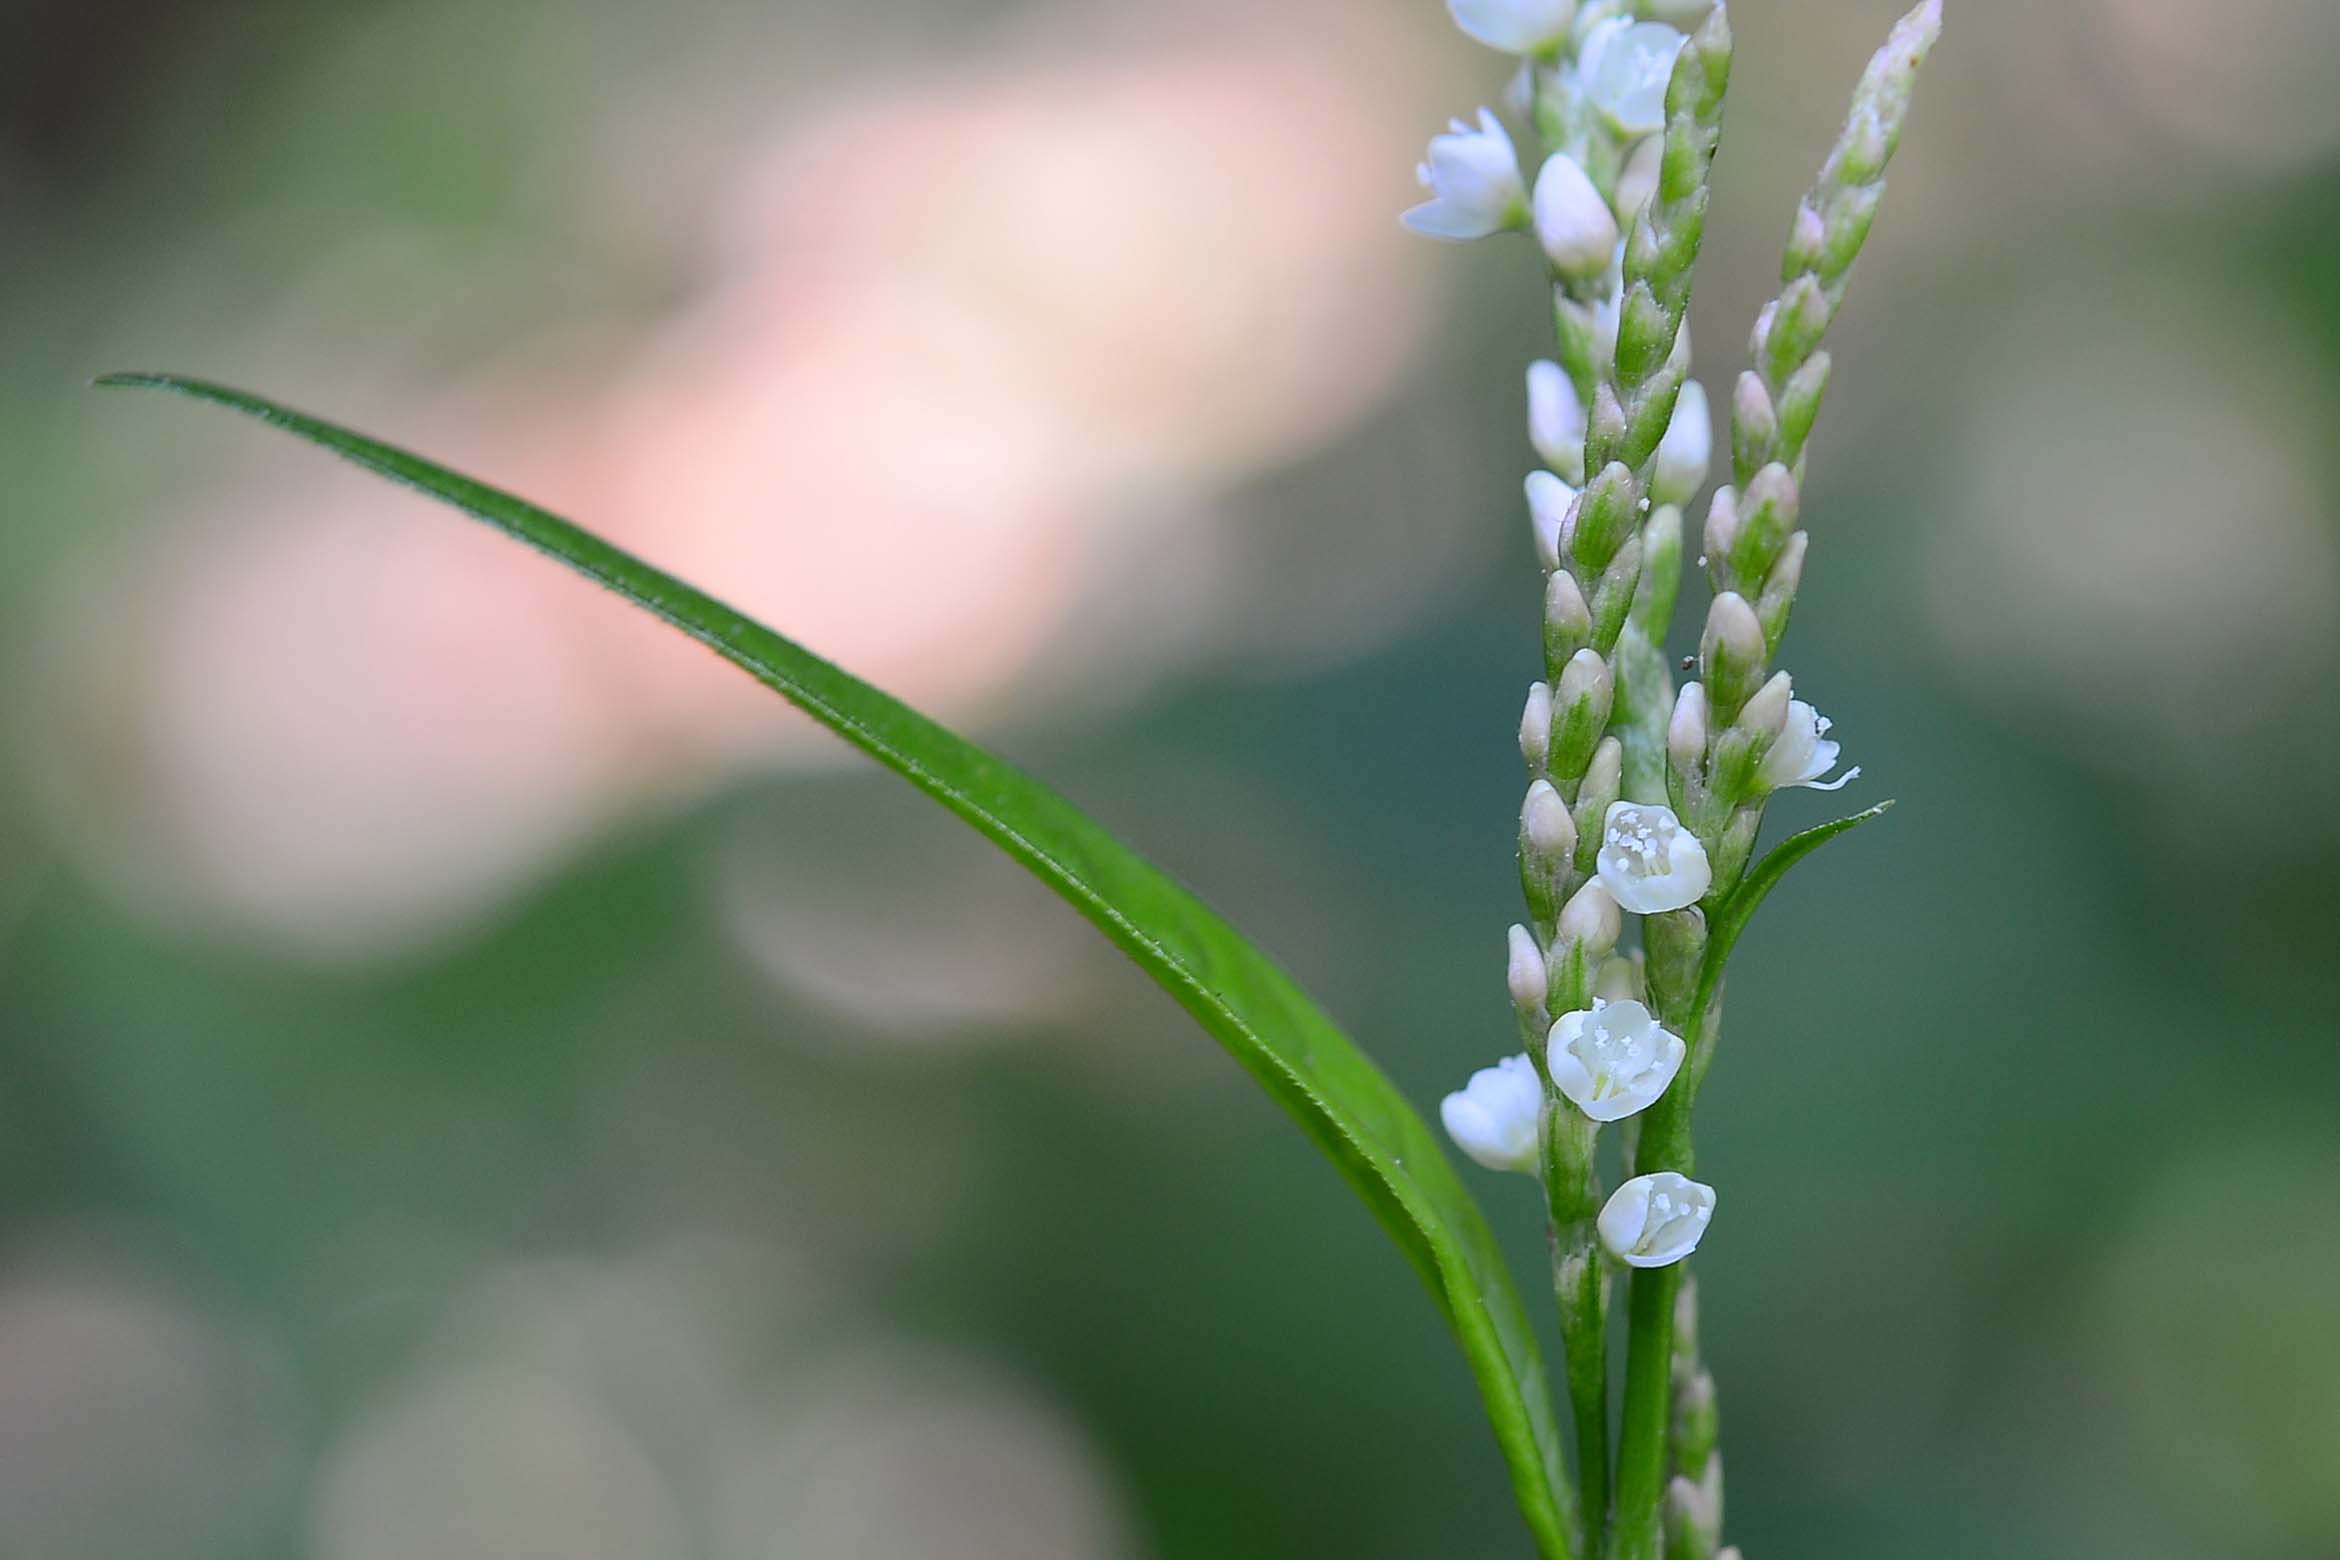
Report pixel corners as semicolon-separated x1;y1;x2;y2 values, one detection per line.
1761;699;1861;792
1448;0;1577;57
1580;19;1688;138
1525;469;1576;567
1650;380;1712;505
1531;153;1619;278
1546;998;1686;1123
1596;800;1711;914
1598;1171;1715;1267
1403;110;1528;242
1441;1054;1545;1173
1527;361;1587;484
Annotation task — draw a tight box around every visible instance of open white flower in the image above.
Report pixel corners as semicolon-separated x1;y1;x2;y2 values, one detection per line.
1440;1054;1546;1173
1580;19;1688;137
1403;110;1528;241
1760;699;1860;792
1596;801;1712;914
1448;0;1577;57
1547;998;1686;1122
1527;360;1587;483
1598;1171;1715;1267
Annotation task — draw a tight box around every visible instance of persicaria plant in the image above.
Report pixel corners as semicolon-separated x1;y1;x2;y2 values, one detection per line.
97;1;1937;1554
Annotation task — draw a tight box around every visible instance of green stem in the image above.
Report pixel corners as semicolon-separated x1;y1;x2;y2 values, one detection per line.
1610;961;1705;1560
1552;1222;1609;1557
1611;1262;1681;1560
1543;1107;1609;1557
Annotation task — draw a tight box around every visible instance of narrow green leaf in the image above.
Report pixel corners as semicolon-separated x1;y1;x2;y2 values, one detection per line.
97;372;1577;1558
1690;799;1895;1025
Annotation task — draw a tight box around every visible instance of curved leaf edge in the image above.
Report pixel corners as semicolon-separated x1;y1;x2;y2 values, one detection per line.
96;372;1578;1559
1690;799;1896;1025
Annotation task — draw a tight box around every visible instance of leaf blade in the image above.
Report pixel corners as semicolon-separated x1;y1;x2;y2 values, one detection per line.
1691;799;1895;1025
97;371;1577;1558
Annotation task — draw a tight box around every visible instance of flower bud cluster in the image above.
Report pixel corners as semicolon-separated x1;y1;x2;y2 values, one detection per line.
1418;4;1939;1553
1732;0;1941;488
1423;6;1734;1312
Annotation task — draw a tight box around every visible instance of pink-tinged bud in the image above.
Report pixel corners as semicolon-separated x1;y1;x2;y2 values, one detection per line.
1701;486;1741;576
1506;923;1549;1016
1668;680;1710;771
1519;681;1555;774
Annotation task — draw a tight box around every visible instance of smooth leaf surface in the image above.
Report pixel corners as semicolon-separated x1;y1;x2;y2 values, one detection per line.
1692;799;1895;1024
98;372;1576;1558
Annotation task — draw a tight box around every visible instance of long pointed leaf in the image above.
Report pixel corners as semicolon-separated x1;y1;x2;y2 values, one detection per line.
98;372;1576;1558
1691;800;1895;1025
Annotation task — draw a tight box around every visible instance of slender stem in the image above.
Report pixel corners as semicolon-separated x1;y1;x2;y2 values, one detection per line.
1609;967;1705;1560
1611;1262;1680;1560
1542;1102;1608;1557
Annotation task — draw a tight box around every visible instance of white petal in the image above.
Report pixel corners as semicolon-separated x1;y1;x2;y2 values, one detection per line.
1651;380;1712;505
1527;360;1587;482
1599;1172;1715;1266
1448;0;1578;55
1403;200;1498;241
1442;1054;1544;1172
1583;20;1687;138
1596;801;1711;915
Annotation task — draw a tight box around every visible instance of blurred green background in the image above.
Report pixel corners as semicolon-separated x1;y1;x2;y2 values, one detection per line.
4;0;2337;1556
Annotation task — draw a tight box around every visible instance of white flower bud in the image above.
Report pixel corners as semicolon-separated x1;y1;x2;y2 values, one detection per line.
1650;380;1712;506
1546;997;1686;1122
1597;800;1712;914
1447;0;1577;57
1555;645;1612;711
1667;681;1709;771
1441;1054;1545;1173
1403;110;1528;242
1507;924;1549;1015
1666;1466;1723;1545
1545;569;1592;654
1701;485;1741;573
1598;1171;1715;1267
1614;133;1663;227
1528;361;1587;484
1737;670;1792;743
1519;681;1555;772
1580;19;1687;138
1760;699;1860;792
1556;877;1622;958
1525;469;1576;569
1531;152;1620;279
1523;779;1575;860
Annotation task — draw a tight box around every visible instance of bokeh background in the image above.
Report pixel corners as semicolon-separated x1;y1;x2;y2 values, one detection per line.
4;0;2337;1555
